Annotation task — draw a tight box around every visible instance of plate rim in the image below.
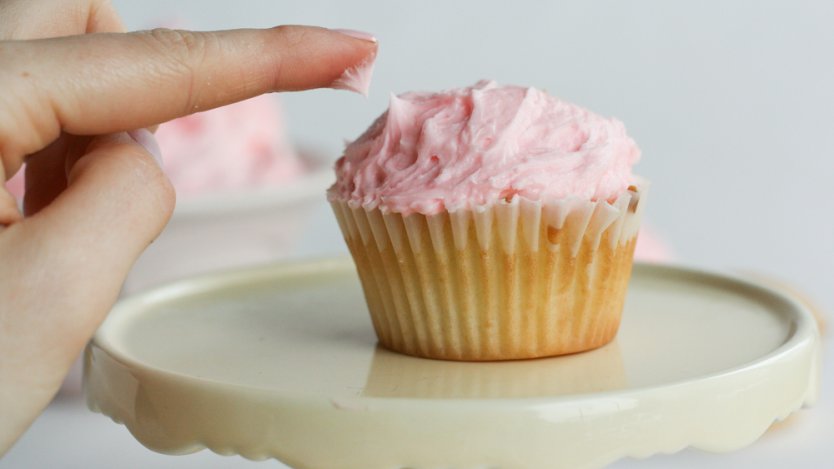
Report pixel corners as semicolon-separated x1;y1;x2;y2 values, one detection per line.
91;258;820;405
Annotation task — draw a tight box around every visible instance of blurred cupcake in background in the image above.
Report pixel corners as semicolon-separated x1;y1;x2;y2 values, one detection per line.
125;94;332;294
155;95;305;200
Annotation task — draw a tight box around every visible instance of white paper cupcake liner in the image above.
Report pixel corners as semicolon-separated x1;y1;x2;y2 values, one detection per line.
331;181;647;361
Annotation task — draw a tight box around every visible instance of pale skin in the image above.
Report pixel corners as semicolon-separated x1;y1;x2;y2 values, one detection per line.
0;0;378;454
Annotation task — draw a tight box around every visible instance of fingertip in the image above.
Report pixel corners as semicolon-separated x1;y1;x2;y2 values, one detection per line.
262;25;379;93
69;132;175;233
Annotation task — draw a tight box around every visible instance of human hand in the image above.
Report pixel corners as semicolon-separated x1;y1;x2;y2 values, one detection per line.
0;0;377;453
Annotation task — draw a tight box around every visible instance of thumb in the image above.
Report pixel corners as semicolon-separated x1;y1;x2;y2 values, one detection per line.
13;129;173;356
0;130;172;452
39;130;174;280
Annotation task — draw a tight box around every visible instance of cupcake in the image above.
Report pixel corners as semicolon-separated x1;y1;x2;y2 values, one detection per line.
154;94;305;199
331;80;646;361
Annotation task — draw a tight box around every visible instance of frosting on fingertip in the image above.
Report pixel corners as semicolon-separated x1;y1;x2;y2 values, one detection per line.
331;53;377;97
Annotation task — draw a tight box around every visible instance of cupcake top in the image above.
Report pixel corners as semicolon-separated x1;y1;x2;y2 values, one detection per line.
328;80;640;216
155;95;304;199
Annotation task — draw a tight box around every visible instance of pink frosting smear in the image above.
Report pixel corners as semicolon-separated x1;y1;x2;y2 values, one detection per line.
155;95;304;199
329;80;641;216
4;169;24;200
330;55;377;97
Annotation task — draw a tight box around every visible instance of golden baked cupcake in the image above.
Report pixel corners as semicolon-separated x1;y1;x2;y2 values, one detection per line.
328;80;646;361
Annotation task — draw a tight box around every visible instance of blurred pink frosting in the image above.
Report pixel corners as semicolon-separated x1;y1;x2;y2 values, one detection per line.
634;225;674;262
330;55;377;97
329;80;641;216
155;95;304;199
4;170;24;199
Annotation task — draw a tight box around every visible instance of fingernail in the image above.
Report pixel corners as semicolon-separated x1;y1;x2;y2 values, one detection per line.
332;28;377;43
128;129;163;167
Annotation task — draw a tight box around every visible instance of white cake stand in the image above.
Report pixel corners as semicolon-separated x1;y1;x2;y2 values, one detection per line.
85;259;820;469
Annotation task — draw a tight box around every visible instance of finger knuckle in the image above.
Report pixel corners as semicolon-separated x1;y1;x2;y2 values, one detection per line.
139;28;215;113
274;25;308;48
144;28;206;60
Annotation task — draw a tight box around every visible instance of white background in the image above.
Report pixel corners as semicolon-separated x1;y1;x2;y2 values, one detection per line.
3;1;833;468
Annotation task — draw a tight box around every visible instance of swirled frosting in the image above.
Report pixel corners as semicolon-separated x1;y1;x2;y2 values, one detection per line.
328;80;640;216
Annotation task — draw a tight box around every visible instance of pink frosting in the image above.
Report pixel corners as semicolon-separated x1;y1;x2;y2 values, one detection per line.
155;95;303;199
330;55;377;97
4;169;24;200
329;81;640;216
634;225;674;263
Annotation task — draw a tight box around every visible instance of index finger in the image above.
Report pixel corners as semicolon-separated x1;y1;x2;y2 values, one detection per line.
0;25;377;174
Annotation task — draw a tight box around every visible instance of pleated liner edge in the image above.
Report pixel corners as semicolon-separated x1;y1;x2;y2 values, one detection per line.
331;184;647;361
